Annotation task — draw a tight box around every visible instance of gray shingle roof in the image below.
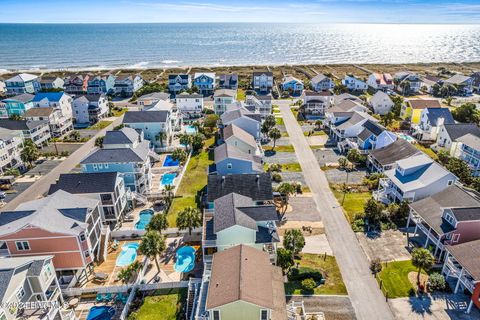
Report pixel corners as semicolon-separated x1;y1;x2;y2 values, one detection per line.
0;119;48;131
457;133;480;150
221;106;260;124
425;108;455;126
451;207;480;222
443;124;480;141
81;140;150;164
446;240;480;281
123;111;169;123
48;172;119;195
223;124;256;148
207;173;273;202
103;127;140;145
1;93;34;103
369;138;421;166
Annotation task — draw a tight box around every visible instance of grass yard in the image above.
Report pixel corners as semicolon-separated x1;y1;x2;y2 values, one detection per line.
284;253;347;295
276;117;285;125
303;130;326;136
128;289;187;320
310;145;325;150
262;145;295;152
332;190;371;222
414;144;438;161
377;260;427;298
281;131;289;137
86;121;112;130
111;107;128;117
237;88;246;101
167;137;214;226
264;162;302;172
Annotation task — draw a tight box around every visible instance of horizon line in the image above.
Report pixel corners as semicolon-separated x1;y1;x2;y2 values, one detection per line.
1;22;480;25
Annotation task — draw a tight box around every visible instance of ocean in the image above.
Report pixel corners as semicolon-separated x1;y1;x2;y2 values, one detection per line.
1;23;480;71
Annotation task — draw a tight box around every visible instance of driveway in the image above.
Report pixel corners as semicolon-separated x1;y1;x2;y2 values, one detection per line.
277;100;394;320
287;295;357;320
356;230;412;262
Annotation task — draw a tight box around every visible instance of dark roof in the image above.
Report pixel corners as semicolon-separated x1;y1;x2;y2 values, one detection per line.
253;72;273;77
123;111;169;123
0;270;14;301
76;94;104;102
103;127;140;145
207;173;273;202
443;123;480;141
81;147;146;164
446;239;480;281
1;93;34;103
362;120;385;137
48;172;119;195
256;226;280;243
24;107;54;117
218;74;238;86
408;99;442;109
168;74;189;80
426;108;455;126
451;207;480;222
369;138;421;166
0;119;47;131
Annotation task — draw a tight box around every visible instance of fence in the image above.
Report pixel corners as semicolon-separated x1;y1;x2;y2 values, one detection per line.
62;284;132;297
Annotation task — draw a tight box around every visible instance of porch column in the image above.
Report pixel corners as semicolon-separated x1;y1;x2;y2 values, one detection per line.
467;299;474;314
424;234;429;248
454;268;464;294
406;214;411;229
433;241;439;257
413;223;418;237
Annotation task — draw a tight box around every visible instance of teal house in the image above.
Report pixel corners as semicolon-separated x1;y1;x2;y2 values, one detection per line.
0;93;34;118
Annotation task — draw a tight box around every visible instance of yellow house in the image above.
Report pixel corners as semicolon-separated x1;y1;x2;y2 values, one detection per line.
205;245;287;320
401;99;443;125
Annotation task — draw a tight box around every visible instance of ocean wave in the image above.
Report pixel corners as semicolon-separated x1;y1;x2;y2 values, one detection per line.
161;60;181;64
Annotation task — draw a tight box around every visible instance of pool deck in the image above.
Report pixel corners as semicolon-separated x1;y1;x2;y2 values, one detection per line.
73;299;124;320
80;240;144;288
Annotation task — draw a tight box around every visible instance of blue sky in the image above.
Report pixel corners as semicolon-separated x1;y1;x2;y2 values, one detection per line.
1;0;480;23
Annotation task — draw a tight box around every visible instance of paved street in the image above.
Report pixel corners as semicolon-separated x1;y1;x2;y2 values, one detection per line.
1;116;124;211
277;101;395;320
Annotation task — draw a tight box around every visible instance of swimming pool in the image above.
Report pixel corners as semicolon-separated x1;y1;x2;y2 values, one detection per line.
161;173;177;186
87;306;115;320
116;243;139;267
397;133;416;143
135;209;154;230
163;155;180;167
185;125;197;135
174;246;196;273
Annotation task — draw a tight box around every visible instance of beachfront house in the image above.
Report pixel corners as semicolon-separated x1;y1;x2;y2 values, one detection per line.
373;153;457;204
407;185;480;260
342;75;368;91
223;124;260;156
87;75;116;95
367;73;394;92
412;107;455;141
31;92;73;137
471;72;480;93
48;172;128;227
0;128;24;173
0;256;72;320
114;75;144;97
443;74;474;96
301;90;331;117
64;74;89;94
0;93;34;118
72;94;109;125
245;94;273;117
206;173;273;209
168;74;191;94
367;138;421;172
195;245;287;320
202;193;279;262
5;73;40;95
310;74;334;92
123;110;172;150
282;75;304;95
0;119;51;147
421;75;442;94
39;76;65;91
193;73;216;96
175;92;203;118
214;89;237;115
0;80;4;95
81;128;154;194
0;190;104;280
401;99;442;124
369;91;394;115
394;72;422;95
220;106;262;140
213;143;263;175
218;73;239;90
434;123;480;156
253;72;274;93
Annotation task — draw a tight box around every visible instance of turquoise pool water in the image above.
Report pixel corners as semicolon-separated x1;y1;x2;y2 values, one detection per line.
87;306;115;320
116;243;139;267
161;173;177;186
174;246;196;273
185;125;197;135
163;155;180;167
135;209;154;230
398;133;416;143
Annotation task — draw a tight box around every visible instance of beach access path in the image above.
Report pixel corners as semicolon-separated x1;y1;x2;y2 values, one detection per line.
276;100;395;320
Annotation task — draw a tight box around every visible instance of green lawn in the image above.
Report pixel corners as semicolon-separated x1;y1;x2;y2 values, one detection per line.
86;121;112;130
377;260;427;298
264;162;302;172
273;109;281;114
112;107;128;117
310;145;325;150
281;131;289;137
276;117;285;125
414;144;438;161
303;130;326;136
332;190;371;222
167;138;214;226
285;253;347;295
128;289;186;320
237;88;246;101
262;145;295;152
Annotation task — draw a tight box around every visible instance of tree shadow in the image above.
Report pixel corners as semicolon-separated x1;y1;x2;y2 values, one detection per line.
407;293;433;316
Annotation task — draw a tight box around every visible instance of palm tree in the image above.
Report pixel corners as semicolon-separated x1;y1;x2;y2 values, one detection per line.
276;182;297;215
176;207;202;235
268;128;281;150
162;184;175;210
147;213;169;234
179;134;192;152
139;230;166;272
156;132;167;148
20;139;39;168
117;268;133;284
411;248;434;285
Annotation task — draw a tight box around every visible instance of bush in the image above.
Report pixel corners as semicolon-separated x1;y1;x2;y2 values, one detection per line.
351;217;365;232
301;278;317;292
272;173;282;183
427;273;446;292
370;258;382;275
288;267;323;282
267;163;282;172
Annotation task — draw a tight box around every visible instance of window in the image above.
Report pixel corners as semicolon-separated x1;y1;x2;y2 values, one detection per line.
93;164;98;171
447;180;453;186
80;233;86;241
452;234;460;243
16;287;25;300
16;241;30;251
227;163;232;169
260;310;268;320
84;250;91;258
212;310;220;320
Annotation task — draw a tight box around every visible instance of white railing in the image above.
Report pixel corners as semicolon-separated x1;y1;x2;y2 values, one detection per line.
202;240;216;248
62;284;132;297
137;281;189;291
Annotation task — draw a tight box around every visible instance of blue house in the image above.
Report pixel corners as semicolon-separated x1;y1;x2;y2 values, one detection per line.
213;143;263;175
456;134;480;177
168;74;191;94
5;73;40;95
193;73;216;96
123;111;172;151
81;128;154;194
356;121;396;151
282;75;304;96
87;75;116;95
0;93;34;118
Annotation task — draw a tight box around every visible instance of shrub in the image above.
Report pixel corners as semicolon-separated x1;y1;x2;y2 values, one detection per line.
301;278;317;292
272;173;282;183
351;217;365;232
267;163;282;172
427;273;446;292
288;267;323;282
369;258;382;275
